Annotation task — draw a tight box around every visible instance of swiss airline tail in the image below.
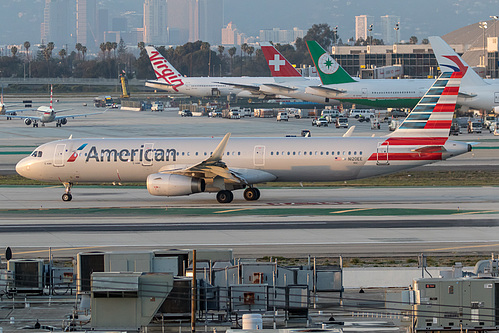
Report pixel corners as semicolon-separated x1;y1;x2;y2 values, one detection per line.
145;46;185;92
260;43;302;77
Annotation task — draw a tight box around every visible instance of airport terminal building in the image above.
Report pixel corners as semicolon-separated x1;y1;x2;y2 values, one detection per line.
328;20;499;79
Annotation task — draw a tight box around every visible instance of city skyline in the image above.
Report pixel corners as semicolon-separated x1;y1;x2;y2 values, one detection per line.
1;0;499;49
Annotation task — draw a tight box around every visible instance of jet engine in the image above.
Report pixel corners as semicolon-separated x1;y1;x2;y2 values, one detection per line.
60;118;67;125
24;119;32;126
147;173;205;196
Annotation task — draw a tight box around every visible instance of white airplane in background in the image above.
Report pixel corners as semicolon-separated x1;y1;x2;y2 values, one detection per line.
1;85;104;127
429;36;499;111
0;86;32;119
145;46;278;99
16;69;470;203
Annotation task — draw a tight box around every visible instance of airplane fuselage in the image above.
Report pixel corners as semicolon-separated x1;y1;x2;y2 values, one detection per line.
17;136;469;187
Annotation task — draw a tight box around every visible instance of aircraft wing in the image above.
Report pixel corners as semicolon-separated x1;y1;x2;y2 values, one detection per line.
4;108;35;114
0;114;41;120
260;83;298;94
54;111;105;120
216;81;262;94
306;85;346;94
158;133;277;185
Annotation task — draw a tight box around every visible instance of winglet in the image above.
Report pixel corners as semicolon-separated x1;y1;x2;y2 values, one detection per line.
342;126;355;137
207;133;231;162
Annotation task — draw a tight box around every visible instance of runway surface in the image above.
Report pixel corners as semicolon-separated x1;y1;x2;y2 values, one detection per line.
1;186;498;258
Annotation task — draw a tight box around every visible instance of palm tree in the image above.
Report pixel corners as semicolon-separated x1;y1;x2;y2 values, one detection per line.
23;41;30;60
75;43;82;60
137;41;145;51
100;42;107;58
10;46;18;57
46;42;54;58
58;48;66;59
247;46;254;59
112;42;118;58
228;46;236;75
81;46;87;61
105;41;112;58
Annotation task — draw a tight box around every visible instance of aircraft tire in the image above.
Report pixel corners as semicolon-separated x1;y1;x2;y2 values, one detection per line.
244;188;260;201
62;193;72;202
217;190;233;203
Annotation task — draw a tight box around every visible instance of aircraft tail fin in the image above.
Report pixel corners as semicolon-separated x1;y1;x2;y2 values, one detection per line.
145;46;185;92
429;36;487;87
306;41;356;84
50;84;53;111
390;70;464;138
260;43;302;77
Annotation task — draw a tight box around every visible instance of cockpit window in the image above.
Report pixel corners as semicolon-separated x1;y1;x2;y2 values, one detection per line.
31;151;43;158
38;151;42;157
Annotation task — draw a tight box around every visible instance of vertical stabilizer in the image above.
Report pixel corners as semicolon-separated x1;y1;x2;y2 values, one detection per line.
145;46;185;92
260;43;302;77
391;71;463;138
429;36;487;87
306;41;356;84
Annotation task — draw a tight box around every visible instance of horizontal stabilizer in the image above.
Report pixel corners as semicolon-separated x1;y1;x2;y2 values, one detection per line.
412;145;446;153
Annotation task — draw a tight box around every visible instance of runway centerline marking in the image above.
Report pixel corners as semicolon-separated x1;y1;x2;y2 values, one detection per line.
214;208;254;214
331;208;374;214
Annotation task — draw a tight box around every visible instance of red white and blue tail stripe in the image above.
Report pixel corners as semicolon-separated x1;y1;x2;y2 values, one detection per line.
390;71;463;138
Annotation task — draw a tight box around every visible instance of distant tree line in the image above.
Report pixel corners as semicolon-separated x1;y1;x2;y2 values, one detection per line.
0;24;430;80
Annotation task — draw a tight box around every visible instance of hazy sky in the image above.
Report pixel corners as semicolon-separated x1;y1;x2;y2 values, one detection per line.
1;0;499;45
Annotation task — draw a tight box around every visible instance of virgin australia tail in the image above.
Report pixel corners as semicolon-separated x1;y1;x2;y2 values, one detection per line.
145;46;185;92
391;70;463;139
306;40;356;84
429;36;487;87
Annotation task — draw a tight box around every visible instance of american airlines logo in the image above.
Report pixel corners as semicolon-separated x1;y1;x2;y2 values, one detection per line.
85;145;177;163
67;143;88;162
149;51;185;92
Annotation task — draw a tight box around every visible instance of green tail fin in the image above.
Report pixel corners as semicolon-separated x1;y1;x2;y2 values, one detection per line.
306;40;356;85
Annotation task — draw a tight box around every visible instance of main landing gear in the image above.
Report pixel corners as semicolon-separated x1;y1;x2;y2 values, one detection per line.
216;187;261;204
62;182;73;202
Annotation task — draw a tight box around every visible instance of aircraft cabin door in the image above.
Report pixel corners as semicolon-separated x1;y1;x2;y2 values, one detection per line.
142;143;154;166
53;144;66;167
361;88;368;97
494;92;499;104
253;146;265;167
376;142;389;165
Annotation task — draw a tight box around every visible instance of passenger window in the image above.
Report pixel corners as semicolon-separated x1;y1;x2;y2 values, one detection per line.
320;152;323;155
276;152;279;155
293;152;296;155
348;151;351;155
360;151;363;155
354;151;357;155
287;152;290;155
304;151;307;155
271;152;274;156
195;152;198;156
182;152;185;156
238;152;241;155
326;151;329;155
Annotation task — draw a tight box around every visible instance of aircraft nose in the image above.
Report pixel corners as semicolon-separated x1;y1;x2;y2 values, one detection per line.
16;157;33;178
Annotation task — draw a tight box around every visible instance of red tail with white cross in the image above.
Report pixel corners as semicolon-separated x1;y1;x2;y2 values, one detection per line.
260;43;302;77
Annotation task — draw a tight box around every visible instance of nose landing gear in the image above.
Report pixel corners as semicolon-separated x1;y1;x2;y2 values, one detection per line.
62;182;73;202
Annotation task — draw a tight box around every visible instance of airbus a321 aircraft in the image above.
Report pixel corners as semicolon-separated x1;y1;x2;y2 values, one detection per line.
17;70;470;203
145;46;277;99
2;85;104;127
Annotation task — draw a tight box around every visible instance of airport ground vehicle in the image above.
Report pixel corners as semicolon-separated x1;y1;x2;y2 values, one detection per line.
180;110;192;117
390;110;408;118
312;117;328;127
484;115;496;129
467;120;482;133
335;117;348;128
151;102;164;112
277;112;289;121
370;117;381;130
321;109;340;123
228;109;241;119
450;119;460;135
349;109;375;119
241;108;252;117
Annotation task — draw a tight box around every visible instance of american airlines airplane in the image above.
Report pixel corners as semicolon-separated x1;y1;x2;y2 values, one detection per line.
144;46;278;99
1;85;104;127
16;69;470;203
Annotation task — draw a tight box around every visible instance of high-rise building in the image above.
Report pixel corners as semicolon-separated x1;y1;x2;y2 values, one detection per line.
381;15;400;45
198;0;223;45
96;9;108;44
76;0;98;48
222;22;238;45
143;0;168;44
355;15;373;42
41;0;72;47
259;27;304;44
167;0;190;44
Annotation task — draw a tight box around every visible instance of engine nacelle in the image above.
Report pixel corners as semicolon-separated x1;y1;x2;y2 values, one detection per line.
147;173;205;196
60;118;67;125
24;118;32;126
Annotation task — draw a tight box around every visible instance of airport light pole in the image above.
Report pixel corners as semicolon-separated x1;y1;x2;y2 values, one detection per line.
394;22;400;44
367;24;373;46
491;16;498;38
479;21;488;68
333;26;338;46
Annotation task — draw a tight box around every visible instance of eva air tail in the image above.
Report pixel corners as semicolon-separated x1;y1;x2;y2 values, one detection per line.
306;41;356;85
